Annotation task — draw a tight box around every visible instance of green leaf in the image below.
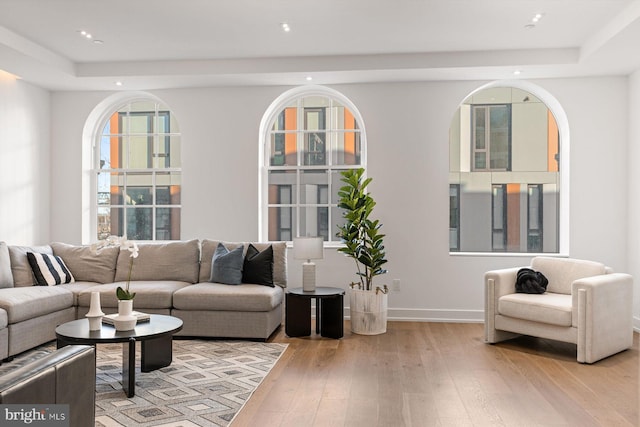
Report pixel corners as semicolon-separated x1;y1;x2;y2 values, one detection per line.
116;286;135;300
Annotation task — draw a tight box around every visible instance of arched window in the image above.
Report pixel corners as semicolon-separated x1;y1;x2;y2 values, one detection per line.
93;98;181;241
449;83;568;253
260;86;366;242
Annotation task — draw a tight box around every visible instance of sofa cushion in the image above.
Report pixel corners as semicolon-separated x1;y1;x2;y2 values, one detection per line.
210;243;244;285
0;242;13;289
51;242;119;283
498;292;573;326
0;287;74;323
8;245;53;287
200;240;287;287
173;283;284;312
77;281;192;309
114;240;200;283
242;244;274;287
58;282;102;305
531;257;606;294
27;252;75;286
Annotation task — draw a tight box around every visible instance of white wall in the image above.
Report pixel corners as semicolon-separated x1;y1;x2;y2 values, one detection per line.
0;76;50;245
49;77;630;322
628;70;640;329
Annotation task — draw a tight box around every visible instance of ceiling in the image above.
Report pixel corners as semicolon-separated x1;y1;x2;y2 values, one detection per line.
1;0;639;91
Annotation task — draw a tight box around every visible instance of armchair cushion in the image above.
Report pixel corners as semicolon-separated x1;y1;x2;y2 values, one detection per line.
499;292;572;326
531;257;605;294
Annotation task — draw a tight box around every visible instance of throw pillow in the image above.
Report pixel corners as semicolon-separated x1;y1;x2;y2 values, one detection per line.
210;243;244;285
26;252;75;286
242;244;274;287
515;268;548;294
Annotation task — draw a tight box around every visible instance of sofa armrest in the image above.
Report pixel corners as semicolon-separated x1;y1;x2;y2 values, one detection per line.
484;267;523;343
0;345;95;426
571;273;634;363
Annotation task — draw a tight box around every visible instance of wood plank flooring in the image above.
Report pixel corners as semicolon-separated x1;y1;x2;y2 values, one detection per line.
232;322;639;427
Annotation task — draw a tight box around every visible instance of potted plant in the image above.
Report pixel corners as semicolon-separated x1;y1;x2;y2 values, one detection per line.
336;168;389;335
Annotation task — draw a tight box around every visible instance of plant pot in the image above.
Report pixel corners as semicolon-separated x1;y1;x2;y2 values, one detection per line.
349;288;388;335
113;299;137;331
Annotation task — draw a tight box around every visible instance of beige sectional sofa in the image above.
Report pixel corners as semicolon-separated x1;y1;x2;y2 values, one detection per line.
0;239;287;360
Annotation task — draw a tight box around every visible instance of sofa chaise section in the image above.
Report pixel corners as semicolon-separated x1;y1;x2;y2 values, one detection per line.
173;283;284;339
172;240;287;340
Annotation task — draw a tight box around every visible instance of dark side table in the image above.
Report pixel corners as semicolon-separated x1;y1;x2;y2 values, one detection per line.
285;287;345;339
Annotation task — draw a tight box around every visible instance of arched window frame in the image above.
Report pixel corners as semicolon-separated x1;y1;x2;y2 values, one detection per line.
258;86;367;245
82;92;182;243
449;80;569;255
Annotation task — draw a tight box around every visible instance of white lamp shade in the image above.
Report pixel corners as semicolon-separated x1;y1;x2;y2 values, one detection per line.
293;237;324;261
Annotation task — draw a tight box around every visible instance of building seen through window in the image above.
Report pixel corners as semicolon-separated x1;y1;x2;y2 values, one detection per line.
449;87;559;253
266;93;363;242
96;100;181;241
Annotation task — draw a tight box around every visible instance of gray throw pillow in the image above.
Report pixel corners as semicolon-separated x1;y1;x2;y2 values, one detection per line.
210;243;244;285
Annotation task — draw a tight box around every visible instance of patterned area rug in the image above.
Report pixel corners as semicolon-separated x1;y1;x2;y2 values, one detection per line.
95;340;287;426
1;340;287;427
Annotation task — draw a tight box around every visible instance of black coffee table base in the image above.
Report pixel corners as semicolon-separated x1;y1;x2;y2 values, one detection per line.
57;332;174;398
56;315;182;398
286;287;345;339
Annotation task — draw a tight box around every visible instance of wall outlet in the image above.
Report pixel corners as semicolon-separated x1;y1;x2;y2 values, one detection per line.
392;279;401;292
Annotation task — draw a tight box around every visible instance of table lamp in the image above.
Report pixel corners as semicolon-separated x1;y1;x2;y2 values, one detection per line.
293;237;324;292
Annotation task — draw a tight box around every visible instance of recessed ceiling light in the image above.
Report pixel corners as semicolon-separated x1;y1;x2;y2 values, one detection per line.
306;76;313;81
77;29;102;42
115;81;123;86
513;70;522;76
281;22;291;32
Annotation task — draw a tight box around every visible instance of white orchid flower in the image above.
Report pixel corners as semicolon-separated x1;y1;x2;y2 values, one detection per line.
126;241;139;258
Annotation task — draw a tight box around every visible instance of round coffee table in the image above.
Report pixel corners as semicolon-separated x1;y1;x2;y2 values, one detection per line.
55;314;183;397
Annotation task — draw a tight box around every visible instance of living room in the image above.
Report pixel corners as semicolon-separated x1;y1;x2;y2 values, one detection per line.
0;1;639;426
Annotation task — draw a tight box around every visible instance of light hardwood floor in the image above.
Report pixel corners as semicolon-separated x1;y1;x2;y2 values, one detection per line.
232;322;639;427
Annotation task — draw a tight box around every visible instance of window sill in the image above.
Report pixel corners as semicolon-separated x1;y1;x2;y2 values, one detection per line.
449;251;568;258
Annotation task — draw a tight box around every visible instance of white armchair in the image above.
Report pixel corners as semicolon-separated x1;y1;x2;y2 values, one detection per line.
484;256;634;364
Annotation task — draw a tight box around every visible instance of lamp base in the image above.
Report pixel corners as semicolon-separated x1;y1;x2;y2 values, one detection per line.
302;262;316;292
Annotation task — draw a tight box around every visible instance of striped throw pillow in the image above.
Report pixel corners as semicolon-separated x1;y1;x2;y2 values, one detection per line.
26;252;75;286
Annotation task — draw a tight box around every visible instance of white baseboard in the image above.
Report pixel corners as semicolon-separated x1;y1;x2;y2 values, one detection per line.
332;308;640;331
340;307;484;323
